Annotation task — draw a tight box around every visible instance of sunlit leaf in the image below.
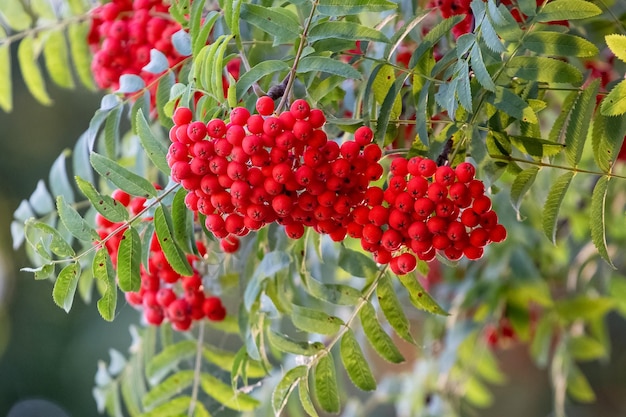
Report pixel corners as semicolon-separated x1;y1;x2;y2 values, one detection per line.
0;0;32;31
360;301;405;363
590;176;614;268
309;21;389;43
69;22;96;90
601;78;626;116
377;274;414;343
312;354;340;414
146;340;196;385
141;395;191;417
566;363;596;403
154;205;193;276
340;328;376;391
272;366;307;416
143;370;194;409
606;34;626;64
53;262;81;312
200;373;260;411
396;273;448;316
0;26;11;112
43;30;75;89
505;57;582;85
117;227;142;292
522;32;598;57
317;0;396;15
18;36;52;106
267;329;325;356
567;336;606;361
536;0;601;22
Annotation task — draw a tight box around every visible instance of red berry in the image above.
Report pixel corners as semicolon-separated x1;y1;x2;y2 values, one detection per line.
173;107;193;125
290;99;310;119
354;126;374;146
256;96;275;116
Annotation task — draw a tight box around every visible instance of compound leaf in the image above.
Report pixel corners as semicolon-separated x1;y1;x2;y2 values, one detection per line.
542;171;574;244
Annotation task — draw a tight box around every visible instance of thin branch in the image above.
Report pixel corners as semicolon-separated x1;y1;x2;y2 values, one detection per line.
188;321;206;417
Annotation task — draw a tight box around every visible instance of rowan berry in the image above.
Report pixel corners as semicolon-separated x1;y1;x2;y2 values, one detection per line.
472;195;492;214
455;162;476;183
207;119;227;138
203;297;226;321
417;158;437;177
256;96;275;116
489;224;507;242
290;99;310;119
230;107;250;125
220;235;240;253
362;143;382;162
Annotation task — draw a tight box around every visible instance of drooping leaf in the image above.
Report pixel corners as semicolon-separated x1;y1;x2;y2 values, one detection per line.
0;26;11;112
291;304;344;335
75;176;129;222
592;113;626;172
200;373;260;411
193;9;218;56
0;0;32;30
26;218;75;258
49;149;75;203
29;180;55;216
567;336;606;361
43;30;75;89
313;354;340;414
566;363;596;403
410;16;464;68
57;195;99;242
305;276;362;306
509;136;565;159
555;296;615;323
535;0;601;22
136;109;170;174
239;4;301;43
267;329;325;356
18;36;52;106
309;21;389;43
510;167;539;217
244;251;291;310
590;176;614;268
204;344;266;378
68;22;96;90
522;32;598;57
505;57;582;85
489;87;538;124
117;227;142;292
146;340;196;385
542;171;574;244
564;80;598;166
601;78;626;116
141;396;191;417
372;64;402;119
317;0;396;15
90;152;158;198
103;105;122;159
297;56;361;79
92;247;117;321
22;263;55;280
154;205;193;276
340;329;376;391
156;72;175;129
396;273;448;316
272;366;307;416
53;262;81;312
299;375;319;417
376;274;414;343
469;43;496;91
359;301;405;363
337;246;379;278
143;370;195;410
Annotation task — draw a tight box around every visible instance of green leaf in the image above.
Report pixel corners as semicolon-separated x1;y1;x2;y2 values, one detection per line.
566;363;596;403
522;32;598;57
601;78;626;116
299;375;319;417
156;72;175;129
536;0;601;22
239;4;301;43
313;354;340;413
489;87;538;124
565;80;598;166
103;105;122;159
317;0;396;15
200;373;260;411
146;340;196;384
272;365;307;416
92;247;117;321
69;22;96;90
340;328;376;391
509;136;564;159
75;176;129;222
555;296;615;323
469;43;496;91
143;370;194;409
43;30;75;89
26;218;75;258
141;395;191;417
154;205;193;276
309;21;389;43
610;278;626;316
590;176;614;268
117;227;142;292
53;262;81;312
297;56;361;79
542;171;574;244
18;36;52;106
171;188;192;252
567;336;606;361
49;149;75;203
204;344;266;378
337;246;378;278
236;60;289;101
57;195;99;242
193;9;218;56
592;113;626;172
372;64;403;122
22;263;55;280
606;34;626;64
463;376;493;407
90;152;158;198
359;301;405;363
376;274;414;343
291;304;344;335
510;167;539;216
244;251;291;310
0;0;32;31
306;276;361;306
410;16;464;68
0;26;12;112
396;273;448;316
505;56;582;85
267;329;325;356
136;109;170;174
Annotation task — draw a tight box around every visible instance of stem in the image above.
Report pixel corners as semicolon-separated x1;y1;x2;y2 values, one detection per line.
0;11;93;47
489;154;626;180
275;0;319;113
188;321;206;417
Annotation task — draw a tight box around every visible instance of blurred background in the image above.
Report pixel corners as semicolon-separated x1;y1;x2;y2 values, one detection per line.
1;49;626;417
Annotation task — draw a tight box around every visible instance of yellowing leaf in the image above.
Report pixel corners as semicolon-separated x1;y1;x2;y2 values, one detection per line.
373;64;402;120
18;36;53;106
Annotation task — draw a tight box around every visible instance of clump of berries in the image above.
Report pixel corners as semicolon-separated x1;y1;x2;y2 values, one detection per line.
349;158;506;275
167;98;384;251
95;189;226;331
88;0;186;90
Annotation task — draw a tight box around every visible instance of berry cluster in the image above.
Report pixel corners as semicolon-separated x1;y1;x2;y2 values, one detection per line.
348;158;507;275
88;0;186;91
167;98;385;251
95;189;226;331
